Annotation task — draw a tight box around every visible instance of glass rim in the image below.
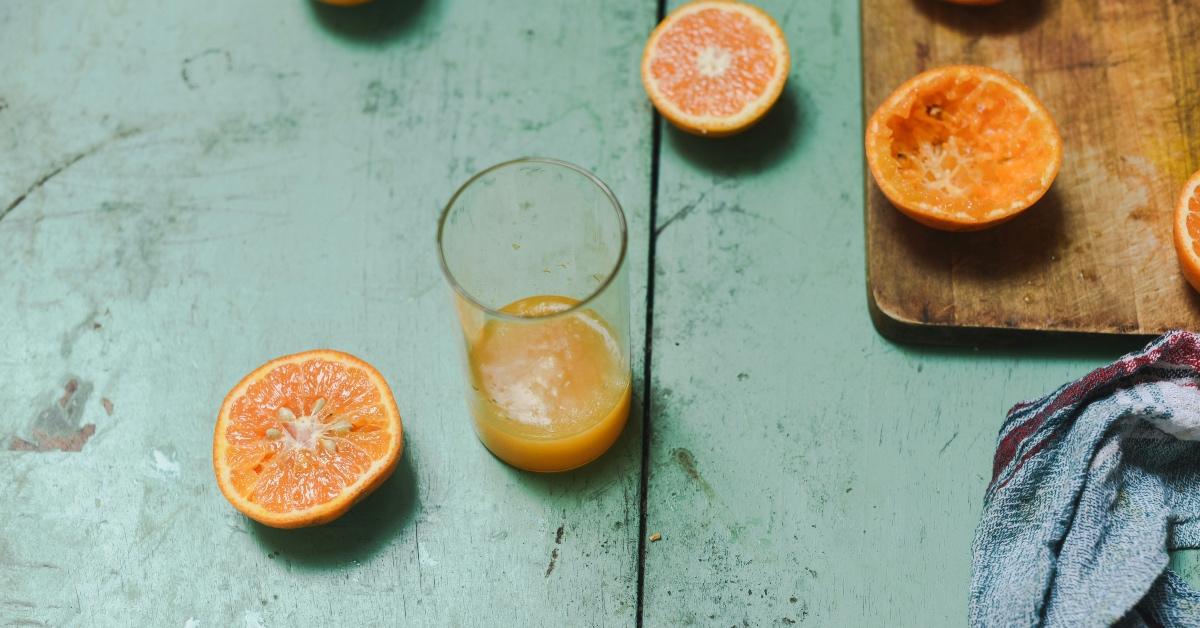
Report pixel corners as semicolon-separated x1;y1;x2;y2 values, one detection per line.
436;157;629;323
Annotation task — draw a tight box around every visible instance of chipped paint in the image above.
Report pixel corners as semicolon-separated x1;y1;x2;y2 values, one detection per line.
7;378;96;452
671;448;716;500
545;524;565;577
153;450;181;477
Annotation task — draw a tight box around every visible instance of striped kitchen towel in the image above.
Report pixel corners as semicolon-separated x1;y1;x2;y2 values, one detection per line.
971;331;1200;627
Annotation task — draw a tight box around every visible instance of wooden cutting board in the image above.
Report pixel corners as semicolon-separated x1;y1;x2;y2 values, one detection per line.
863;0;1200;343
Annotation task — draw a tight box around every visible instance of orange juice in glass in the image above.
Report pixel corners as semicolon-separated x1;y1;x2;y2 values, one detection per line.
438;158;631;472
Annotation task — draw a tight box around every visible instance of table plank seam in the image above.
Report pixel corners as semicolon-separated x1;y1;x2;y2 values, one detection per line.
636;0;667;619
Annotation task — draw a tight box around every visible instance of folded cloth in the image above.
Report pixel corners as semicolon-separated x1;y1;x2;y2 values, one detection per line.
971;331;1200;627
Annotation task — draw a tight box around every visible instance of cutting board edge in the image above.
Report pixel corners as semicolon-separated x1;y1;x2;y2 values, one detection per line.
866;282;1167;346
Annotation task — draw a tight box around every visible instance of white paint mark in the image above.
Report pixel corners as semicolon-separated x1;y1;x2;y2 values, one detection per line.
696;46;732;77
183;619;200;628
153;449;180;477
244;610;266;628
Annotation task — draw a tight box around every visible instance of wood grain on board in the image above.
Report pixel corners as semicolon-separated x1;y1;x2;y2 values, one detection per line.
863;0;1200;343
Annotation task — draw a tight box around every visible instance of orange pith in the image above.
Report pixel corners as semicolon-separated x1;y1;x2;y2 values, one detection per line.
866;65;1062;231
642;1;789;136
1173;171;1200;293
1186;185;1200;255
213;350;402;528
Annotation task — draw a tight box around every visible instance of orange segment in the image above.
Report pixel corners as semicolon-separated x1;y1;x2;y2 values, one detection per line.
866;65;1063;231
642;1;789;136
213;350;403;528
1173;170;1200;293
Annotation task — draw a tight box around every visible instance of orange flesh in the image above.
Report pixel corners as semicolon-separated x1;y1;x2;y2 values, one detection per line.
877;73;1057;219
223;360;393;512
647;7;778;117
467;295;630;472
1188;187;1200;256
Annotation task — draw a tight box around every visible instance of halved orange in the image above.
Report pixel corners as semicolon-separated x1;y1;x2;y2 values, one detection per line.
866;65;1063;231
641;0;789;137
213;350;403;528
1173;170;1200;292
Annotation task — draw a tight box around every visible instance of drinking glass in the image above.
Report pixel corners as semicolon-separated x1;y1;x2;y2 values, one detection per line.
437;158;631;472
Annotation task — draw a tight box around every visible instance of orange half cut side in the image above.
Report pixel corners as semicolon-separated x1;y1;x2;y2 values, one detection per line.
642;0;790;137
213;350;403;528
1173;170;1200;293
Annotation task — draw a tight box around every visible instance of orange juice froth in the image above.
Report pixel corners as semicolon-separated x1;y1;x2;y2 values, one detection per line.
467;295;630;472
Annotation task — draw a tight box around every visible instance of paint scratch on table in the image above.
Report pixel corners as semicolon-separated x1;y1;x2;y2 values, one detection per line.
654;192;707;238
413;518;425;587
7;378;96;452
183;618;200;628
0;127;142;223
672;448;716;500
544;524;565;577
938;431;959;456
60;309;104;358
712;202;795;238
181;48;232;90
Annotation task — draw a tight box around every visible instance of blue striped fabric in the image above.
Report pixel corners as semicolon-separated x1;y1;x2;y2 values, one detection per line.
971;331;1200;627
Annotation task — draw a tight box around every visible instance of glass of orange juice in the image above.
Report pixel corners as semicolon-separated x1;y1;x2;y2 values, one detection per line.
437;158;631;473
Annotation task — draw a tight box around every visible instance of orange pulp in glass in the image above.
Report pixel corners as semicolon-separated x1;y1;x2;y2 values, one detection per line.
466;295;630;472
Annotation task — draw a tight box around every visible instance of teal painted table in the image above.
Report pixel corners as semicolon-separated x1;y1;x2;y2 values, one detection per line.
1;1;1195;626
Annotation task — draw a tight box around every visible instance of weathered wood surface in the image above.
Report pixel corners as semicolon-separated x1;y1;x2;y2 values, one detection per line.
4;1;1198;626
0;1;653;625
864;0;1200;342
644;0;1198;625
